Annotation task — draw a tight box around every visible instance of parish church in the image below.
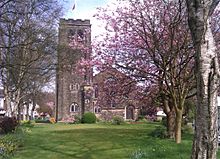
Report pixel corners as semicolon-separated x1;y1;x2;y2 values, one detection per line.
56;19;140;121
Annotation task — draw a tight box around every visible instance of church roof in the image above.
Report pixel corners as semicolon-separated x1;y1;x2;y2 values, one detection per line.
93;67;129;82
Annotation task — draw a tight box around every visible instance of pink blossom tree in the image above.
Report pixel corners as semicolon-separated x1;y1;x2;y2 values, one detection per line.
70;0;219;144
93;0;195;143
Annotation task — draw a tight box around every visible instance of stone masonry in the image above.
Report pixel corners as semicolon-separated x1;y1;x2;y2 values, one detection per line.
56;19;92;120
56;18;139;121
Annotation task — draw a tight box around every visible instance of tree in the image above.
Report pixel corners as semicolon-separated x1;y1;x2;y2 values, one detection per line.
0;0;62;118
93;0;195;143
185;0;220;158
93;67;139;112
36;91;55;117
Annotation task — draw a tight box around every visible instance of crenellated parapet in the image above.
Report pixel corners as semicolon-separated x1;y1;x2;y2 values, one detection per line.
59;18;91;26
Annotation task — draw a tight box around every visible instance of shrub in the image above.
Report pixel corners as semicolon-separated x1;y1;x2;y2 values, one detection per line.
149;126;168;139
0;129;24;159
161;117;167;126
0;135;18;158
20;120;34;128
60;117;75;124
137;115;144;120
112;116;124;125
144;115;156;122
49;118;56;124
73;115;81;124
182;125;194;134
184;99;195;123
34;119;50;123
0;117;18;134
20;120;31;125
82;112;96;124
97;119;111;125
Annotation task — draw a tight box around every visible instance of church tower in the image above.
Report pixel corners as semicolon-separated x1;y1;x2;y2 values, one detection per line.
56;19;93;120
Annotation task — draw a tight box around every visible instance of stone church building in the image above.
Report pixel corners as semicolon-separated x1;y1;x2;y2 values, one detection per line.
56;18;140;121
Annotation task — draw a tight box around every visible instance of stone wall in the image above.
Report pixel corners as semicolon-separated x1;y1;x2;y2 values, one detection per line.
57;19;140;121
57;18;92;120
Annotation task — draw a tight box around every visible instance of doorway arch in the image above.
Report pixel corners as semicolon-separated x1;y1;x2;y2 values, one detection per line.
126;105;135;120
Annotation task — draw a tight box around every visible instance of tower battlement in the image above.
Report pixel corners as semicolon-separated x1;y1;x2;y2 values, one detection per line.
60;18;91;26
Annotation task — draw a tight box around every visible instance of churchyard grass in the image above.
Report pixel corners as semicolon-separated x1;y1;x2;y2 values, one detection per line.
12;122;220;159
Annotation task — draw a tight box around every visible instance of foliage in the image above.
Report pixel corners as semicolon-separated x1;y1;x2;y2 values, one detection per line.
81;112;96;124
135;116;148;123
161;117;167;127
0;128;24;159
34;119;50;124
60;117;76;124
0;117;18;134
130;149;147;159
145;115;157;122
93;0;197;143
49;118;56;124
73;115;81;124
20;120;34;128
182;125;194;135
96;119;112;125
0;0;62;117
184;99;195;123
149;126;168;139
137;115;144;120
112;116;125;125
93;69;139;111
36;92;55;117
187;111;195;123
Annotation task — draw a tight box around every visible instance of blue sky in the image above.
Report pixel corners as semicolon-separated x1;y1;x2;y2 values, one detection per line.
63;0;109;19
62;0;110;38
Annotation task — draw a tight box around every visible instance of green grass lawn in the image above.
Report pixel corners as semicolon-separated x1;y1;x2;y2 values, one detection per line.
12;123;219;159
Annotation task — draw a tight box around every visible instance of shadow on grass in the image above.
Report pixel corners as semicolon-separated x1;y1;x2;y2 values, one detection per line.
13;124;195;159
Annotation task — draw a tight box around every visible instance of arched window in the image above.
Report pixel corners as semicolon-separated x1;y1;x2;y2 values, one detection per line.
111;100;116;108
77;29;84;39
70;103;79;112
85;99;90;104
68;29;75;37
107;99;116;108
105;77;116;83
70;83;79;91
94;106;101;114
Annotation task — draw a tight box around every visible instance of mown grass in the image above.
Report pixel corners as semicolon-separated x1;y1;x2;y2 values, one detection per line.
12;122;220;159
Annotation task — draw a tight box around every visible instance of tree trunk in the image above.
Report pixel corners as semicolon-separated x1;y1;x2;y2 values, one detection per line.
186;1;219;157
167;110;175;139
31;97;36;120
26;104;29;121
17;102;21;121
191;18;219;159
163;96;176;138
175;109;183;144
3;87;11;116
23;106;26;121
